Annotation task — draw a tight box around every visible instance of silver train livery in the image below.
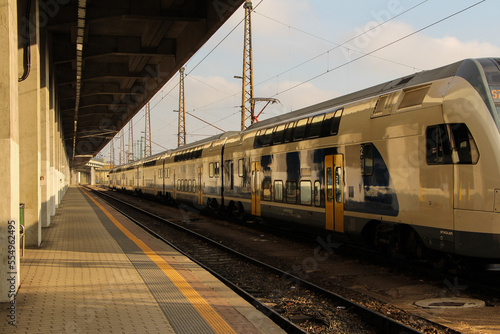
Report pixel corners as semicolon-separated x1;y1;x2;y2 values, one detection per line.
109;58;500;260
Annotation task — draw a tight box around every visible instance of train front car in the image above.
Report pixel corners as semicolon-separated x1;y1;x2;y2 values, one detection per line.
343;58;500;261
440;58;500;258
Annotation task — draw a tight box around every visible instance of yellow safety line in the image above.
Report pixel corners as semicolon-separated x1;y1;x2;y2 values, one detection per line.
81;188;236;334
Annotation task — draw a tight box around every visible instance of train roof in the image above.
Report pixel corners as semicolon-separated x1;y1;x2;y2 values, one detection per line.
245;58;472;132
170;131;240;152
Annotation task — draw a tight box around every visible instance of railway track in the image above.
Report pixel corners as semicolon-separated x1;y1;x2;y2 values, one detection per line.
85;186;460;333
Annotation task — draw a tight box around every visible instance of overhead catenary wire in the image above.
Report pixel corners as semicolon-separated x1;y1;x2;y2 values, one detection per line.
253;0;430;80
150;0;432;120
272;0;487;97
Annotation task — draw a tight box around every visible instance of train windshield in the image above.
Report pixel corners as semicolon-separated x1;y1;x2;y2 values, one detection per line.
457;58;500;131
480;58;500;119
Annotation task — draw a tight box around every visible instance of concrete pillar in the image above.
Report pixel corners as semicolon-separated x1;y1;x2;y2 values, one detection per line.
40;27;50;227
54;109;60;207
49;89;56;217
0;0;20;302
90;167;96;185
19;0;42;247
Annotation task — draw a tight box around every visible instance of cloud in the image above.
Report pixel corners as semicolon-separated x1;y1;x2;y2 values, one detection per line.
339;20;500;74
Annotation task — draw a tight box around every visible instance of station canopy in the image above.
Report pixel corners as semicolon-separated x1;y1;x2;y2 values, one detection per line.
47;0;244;167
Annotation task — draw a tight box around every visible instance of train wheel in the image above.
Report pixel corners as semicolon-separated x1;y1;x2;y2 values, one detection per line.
431;253;448;271
228;202;245;222
207;198;219;212
408;230;425;261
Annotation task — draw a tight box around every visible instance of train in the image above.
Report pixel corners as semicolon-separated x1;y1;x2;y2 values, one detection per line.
109;58;500;261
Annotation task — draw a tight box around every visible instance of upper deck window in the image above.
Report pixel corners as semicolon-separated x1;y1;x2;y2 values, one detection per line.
293;118;308;141
272;124;286;144
252;109;343;148
330;109;343;135
283;121;295;143
261;127;274;146
306;114;324;138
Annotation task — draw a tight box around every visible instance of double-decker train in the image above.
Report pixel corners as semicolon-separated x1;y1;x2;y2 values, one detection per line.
109;58;500;260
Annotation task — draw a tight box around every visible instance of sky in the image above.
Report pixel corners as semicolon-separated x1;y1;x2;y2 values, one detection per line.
97;0;500;161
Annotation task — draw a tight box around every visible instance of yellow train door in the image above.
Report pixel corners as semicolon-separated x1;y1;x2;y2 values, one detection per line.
325;154;344;232
251;161;261;216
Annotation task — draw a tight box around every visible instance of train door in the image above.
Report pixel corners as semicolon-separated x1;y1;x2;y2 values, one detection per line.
198;166;203;205
251;161;261;216
325;154;344;232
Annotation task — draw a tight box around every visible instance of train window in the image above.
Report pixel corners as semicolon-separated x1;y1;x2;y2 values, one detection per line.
361;144;374;176
335;167;343;204
326;167;333;202
262;178;272;201
274;180;283;202
449;123;479;164
373;95;389;115
321;111;335;137
166;168;170;178
283;121;295;143
188;180;192;192
300;181;312;205
214;162;220;178
209;162;214;178
261;128;274;146
398;85;430;109
254;130;263;148
314;181;321;206
238;159;244;177
192;179;196;192
330;109;343;135
293;118;308;141
286;180;297;203
177;180;181;191
306;114;324;138
426;125;453;164
272;124;286;144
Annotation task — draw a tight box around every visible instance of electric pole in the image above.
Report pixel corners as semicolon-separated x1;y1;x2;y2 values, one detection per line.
110;137;115;167
144;102;152;157
240;0;255;131
178;67;186;147
128;121;134;163
119;129;125;165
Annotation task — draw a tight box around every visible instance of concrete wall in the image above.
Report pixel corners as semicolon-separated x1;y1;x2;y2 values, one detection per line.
0;0;70;302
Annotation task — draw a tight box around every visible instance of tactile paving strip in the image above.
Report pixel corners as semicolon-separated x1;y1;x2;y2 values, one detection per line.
82;190;218;334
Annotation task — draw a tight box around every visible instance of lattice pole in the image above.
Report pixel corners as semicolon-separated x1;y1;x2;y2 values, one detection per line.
178;67;186;147
110;137;115;167
127;122;134;163
119;129;125;165
240;0;255;131
144;102;152;157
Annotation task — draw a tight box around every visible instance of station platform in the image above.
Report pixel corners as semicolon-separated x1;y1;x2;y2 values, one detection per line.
0;186;285;334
